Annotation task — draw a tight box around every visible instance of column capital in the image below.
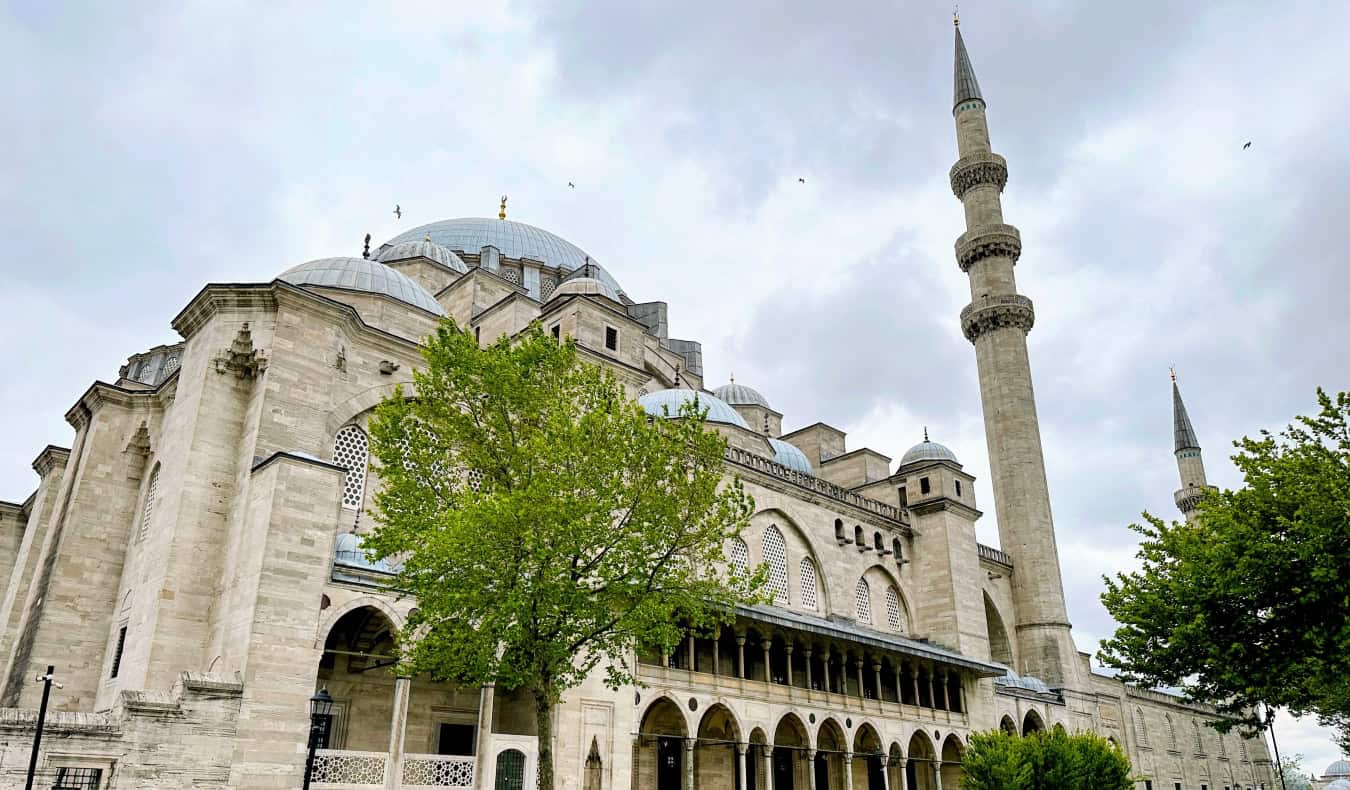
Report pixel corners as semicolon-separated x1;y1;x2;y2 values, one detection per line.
737;742;750;755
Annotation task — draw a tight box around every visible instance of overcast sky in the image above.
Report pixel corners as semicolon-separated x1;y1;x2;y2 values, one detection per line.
2;0;1344;772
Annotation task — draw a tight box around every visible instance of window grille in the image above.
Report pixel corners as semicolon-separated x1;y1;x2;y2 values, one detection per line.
334;426;369;510
1194;720;1204;753
854;578;872;624
495;749;526;790
799;558;818;610
49;767;102;790
541;279;556;299
503;268;520;284
1134;707;1149;746
1165;715;1176;749
885;586;903;630
727;538;750;576
109;625;127;679
138;464;160;542
761;526;789;605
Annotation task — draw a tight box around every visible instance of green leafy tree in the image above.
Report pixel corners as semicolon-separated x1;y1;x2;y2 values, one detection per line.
961;729;1132;790
1098;390;1350;748
1279;754;1313;790
363;322;762;790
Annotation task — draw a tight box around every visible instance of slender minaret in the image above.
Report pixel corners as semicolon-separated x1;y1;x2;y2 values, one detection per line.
1171;370;1214;520
949;18;1080;687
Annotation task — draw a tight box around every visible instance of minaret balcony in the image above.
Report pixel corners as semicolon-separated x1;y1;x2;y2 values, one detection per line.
1174;483;1216;514
955;224;1021;272
949;152;1008;199
960;294;1035;342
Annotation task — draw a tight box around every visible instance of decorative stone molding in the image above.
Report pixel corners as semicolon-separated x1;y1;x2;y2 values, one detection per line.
949;152;1008;199
1174;484;1216;514
960;294;1035;342
955;224;1021;272
214;323;268;380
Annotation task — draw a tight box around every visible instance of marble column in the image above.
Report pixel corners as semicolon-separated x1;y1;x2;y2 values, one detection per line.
736;743;748;790
472;682;496;790
909;661;921;707
385;676;411;790
736;633;747;679
713;629;721;677
939;669;950;712
933;762;942;790
684;740;695;790
872;661;883;705
763;747;775;790
688;634;697;675
785;643;795;687
843;751;854;790
806;749;817;790
762;641;772;683
854;659;865;700
804;646;815;691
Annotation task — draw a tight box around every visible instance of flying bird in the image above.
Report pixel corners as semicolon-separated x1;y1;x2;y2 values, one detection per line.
568;182;575;188
393;204;402;219
1242;141;1252;150
798;177;806;184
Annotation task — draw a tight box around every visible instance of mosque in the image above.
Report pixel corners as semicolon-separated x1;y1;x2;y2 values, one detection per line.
0;21;1277;790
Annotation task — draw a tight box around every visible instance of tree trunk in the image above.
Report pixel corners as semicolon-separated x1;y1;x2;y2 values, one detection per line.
534;687;555;790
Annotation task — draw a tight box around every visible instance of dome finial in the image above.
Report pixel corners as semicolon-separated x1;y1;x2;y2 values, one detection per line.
498;194;508;220
924;426;930;442
953;3;959;26
729;372;735;384
1170;365;1176;383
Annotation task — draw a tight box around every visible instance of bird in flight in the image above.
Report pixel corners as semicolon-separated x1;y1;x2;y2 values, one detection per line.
568;182;575;188
393;204;402;219
798;177;806;184
1242;141;1252;150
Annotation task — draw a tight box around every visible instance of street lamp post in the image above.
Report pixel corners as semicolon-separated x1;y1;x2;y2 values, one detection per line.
302;688;334;790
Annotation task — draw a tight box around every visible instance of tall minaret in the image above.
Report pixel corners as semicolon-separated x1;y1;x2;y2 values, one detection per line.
1171;371;1214;520
949;18;1080;687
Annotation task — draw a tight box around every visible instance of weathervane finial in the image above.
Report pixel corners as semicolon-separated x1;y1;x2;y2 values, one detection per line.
498;195;508;221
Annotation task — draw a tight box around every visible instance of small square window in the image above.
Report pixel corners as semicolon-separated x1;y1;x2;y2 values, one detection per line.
898;487;908;507
920;477;931;495
474;326;481;344
605;326;618;351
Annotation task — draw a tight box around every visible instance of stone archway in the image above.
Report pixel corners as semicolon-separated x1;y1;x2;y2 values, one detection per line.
886;742;905;790
905;731;936;790
315;604;400;751
811;718;846;790
1023;709;1045;735
773;713;810;790
636;697;689;790
695;704;742;789
853;723;885;790
940;734;965;789
1000;715;1018;735
746;727;769;790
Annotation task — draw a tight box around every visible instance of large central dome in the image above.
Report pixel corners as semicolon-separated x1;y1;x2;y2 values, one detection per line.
385;218;594;272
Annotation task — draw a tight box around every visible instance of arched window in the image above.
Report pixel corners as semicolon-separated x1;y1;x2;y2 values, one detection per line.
874;532;884;552
854;525;865;547
892;537;904;563
727;538;750;576
1193;720;1204;753
799;558;818;611
762;526;789;605
834;519;846;543
1165;714;1176;750
1239;735;1248;761
885;585;904;631
854;578;872;624
1134;707;1148;747
1218;729;1227;757
138;463;160;542
334;425;369;510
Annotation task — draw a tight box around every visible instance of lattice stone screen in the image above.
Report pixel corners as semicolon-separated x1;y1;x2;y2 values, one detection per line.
799;558;818;610
854;578;872;624
761;527;789;605
728;538;750;576
402;754;475;788
1134;707;1148;746
310;749;387;786
138;464;159;541
885;586;903;630
334;426;370;510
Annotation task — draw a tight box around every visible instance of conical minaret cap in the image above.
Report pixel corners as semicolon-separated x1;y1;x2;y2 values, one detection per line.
1172;380;1200;452
953;24;984;111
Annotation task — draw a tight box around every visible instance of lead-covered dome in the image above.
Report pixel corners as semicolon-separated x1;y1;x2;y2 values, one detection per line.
376;240;468;274
551;276;619;302
1326;780;1350;790
383;218;625;296
1327;761;1350;778
714;381;771;409
899;439;959;466
768;438;813;474
280;257;446;316
638;389;750;429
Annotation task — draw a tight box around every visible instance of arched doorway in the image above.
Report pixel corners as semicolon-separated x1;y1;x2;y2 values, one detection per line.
773;713;809;790
1000;715;1018;735
886;743;905;790
940;734;965;789
1022;709;1045;736
814;718;846;790
905;731;936;790
746;728;768;790
853;723;886;790
695;704;742;789
316;605;400;750
494;749;526;790
637;697;688;790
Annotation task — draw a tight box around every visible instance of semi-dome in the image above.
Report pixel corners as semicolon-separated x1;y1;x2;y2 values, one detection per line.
899;438;959;466
551;276;619;302
376;240;468;274
1327;760;1350;778
768;437;813;474
714;381;771;409
279;257;446;316
382;217;625;296
638;389;750;429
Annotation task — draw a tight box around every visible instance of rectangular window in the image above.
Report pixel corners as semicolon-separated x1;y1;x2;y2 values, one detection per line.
550;323;561;340
920;477;931;495
955;480;962;496
51;767;102;790
1144;783;1153;790
898;487;908;506
474;326;481;344
109;625;127;679
438;723;476;756
605;326;618;351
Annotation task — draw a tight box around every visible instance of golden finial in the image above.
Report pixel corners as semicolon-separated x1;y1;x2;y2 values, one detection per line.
953;4;959;26
1170;366;1177;383
498;195;508;220
424;233;431;242
730;372;735;384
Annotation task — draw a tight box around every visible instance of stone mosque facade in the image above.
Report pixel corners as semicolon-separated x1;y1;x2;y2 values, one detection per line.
0;22;1277;790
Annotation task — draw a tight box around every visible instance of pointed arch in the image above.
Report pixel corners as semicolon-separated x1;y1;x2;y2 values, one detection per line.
1000;715;1018;735
1192;719;1204;753
884;585;904;631
1022;709;1045;735
940;734;965;789
798;557;819;611
727;537;750;576
334;424;370;510
1165;713;1177;750
854;577;872;624
1134;707;1149;747
761;525;789;605
983;592;1013;667
137;462;161;542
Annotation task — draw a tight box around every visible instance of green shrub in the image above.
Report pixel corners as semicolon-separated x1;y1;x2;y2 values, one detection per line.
961;728;1132;790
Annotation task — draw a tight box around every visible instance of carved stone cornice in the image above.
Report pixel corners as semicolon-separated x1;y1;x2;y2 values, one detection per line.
949;152;1008;199
960;294;1035;343
955;224;1021;272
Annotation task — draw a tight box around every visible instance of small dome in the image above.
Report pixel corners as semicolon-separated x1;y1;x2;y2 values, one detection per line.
280;257;446;316
550;276;620;302
376;240;468;274
899;439;959;466
1326;780;1350;790
333;533;398;573
768;438;813;474
714;381;771;409
994;670;1052;694
1327;760;1350;778
638;389;750;429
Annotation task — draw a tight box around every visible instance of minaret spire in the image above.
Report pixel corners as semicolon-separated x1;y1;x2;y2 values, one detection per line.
1171;371;1214;520
948;21;1079;687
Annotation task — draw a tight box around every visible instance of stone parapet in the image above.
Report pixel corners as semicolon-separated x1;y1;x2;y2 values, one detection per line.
724;447;908;526
955;223;1021;272
949;152;1008;199
960;295;1035;342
